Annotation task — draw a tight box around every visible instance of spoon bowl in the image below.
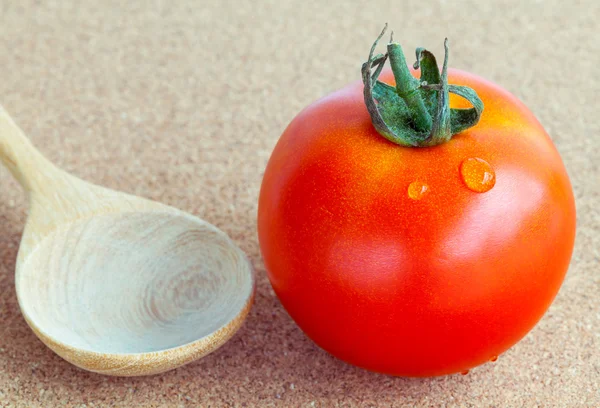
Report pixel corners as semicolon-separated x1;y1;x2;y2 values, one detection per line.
0;107;254;376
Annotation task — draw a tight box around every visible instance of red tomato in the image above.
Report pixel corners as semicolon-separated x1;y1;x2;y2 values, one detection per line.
258;58;575;376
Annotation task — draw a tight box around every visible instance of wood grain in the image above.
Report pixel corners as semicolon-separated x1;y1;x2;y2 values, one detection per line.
0;106;255;376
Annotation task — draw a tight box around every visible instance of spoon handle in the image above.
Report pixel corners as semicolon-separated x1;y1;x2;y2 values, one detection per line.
0;106;59;192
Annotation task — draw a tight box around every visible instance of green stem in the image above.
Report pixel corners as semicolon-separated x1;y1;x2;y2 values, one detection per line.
387;43;432;133
361;26;484;147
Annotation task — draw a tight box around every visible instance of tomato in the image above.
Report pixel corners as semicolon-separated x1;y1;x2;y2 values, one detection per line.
257;31;575;376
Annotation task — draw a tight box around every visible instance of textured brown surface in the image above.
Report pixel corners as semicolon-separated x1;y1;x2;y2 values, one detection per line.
0;0;598;406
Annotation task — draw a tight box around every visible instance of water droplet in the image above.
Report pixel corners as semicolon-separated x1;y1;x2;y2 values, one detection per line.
490;355;498;362
460;158;496;193
407;181;429;200
460;370;470;375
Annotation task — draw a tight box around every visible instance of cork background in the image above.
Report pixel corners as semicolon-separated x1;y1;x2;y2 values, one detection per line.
0;0;598;406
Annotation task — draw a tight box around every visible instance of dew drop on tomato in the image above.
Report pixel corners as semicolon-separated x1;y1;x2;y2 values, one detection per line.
490;355;498;362
460;157;496;193
407;181;429;200
460;370;470;375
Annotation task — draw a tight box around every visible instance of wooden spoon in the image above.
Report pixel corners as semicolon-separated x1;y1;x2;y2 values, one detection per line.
0;106;254;376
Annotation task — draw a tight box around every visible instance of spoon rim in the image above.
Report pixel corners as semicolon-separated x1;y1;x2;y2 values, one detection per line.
22;281;255;355
21;288;254;376
14;211;256;375
19;257;256;356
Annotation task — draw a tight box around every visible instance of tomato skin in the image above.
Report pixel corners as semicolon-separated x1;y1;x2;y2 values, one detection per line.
257;69;576;376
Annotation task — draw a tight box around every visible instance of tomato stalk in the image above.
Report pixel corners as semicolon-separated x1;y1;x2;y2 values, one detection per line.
362;25;484;147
